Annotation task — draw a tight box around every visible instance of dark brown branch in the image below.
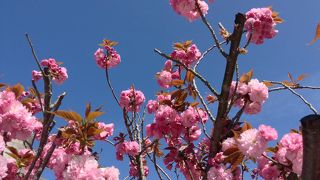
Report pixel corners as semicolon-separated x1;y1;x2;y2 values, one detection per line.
209;13;246;160
25;33;45;75
301;114;320;179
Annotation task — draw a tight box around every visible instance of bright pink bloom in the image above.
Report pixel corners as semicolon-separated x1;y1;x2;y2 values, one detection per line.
245;8;278;44
0;135;5;153
44;145;71;179
157;70;172;88
101;166;120;180
94;46;121;69
169;0;209;22
119;88;145;112
94;122;114;140
171;44;201;66
39;58;68;84
146;100;159;114
116;141;139;160
62;155;104;180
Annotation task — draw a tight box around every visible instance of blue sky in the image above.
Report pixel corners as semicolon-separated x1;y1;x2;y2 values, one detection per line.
1;0;320;179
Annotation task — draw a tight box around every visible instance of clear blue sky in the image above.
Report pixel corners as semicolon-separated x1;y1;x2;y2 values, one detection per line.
1;0;320;179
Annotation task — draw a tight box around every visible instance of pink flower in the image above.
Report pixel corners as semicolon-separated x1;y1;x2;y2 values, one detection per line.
0;155;8;178
119;88;145;112
94;46;121;69
115;141;139;160
184;125;201;141
248;79;268;103
279;132;302;152
44;145;71;178
129;162;149;177
0;135;5;153
237;129;267;158
0;90;42;140
207;165;233;180
146;100;159;114
258;124;278;141
222;137;237;151
171;44;201;66
157;70;172;88
32;70;42;81
245;8;278;44
170;0;209;22
94;122;114;140
38;58;68;84
101;166;120;180
62;155;104;180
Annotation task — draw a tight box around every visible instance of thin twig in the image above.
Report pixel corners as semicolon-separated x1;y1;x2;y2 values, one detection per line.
147;153;172;180
25;33;45;75
269;85;320;92
154;48;219;97
32;80;43;112
194;0;228;58
105;68;121;106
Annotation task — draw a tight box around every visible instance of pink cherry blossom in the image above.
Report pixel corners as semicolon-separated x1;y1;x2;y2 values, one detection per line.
207;164;233;180
101;166;120;180
94;46;121;69
258;124;278;141
245;8;278;44
93;122;114;140
0;155;8;179
237;129;267;158
169;0;209;22
39;58;68;84
171;44;201;66
119;88;145;112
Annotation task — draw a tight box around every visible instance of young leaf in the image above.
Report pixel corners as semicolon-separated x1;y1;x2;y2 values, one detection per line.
186;70;195;82
10;83;24;98
86;111;104;122
170;79;185;86
263;81;274;87
297;74;308;81
240;69;253;83
85;103;91;118
309;22;320;45
0;83;6;88
53;110;83;123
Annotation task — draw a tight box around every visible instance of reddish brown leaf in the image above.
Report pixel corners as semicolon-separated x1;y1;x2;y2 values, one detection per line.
170;79;185;86
190;102;199;107
53;110;83;123
85;103;91;118
263;81;274;87
242;121;252;132
206;95;217;104
86;111;104;122
10;83;24;98
297;74;308;81
240;69;253;83
186;70;195;82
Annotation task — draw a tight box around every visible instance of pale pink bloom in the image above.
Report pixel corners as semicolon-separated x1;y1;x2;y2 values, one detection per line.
258;124;278;141
237;129;267;158
244;101;262;114
245;8;278;44
0;90;42;140
119;88;145;112
279;132;302;152
101;166;120;180
0;135;5;153
222;137;237;151
62;155;104;180
94;122;114;140
44;145;71;178
207;165;233;180
0;155;8;178
292;148;303;175
170;0;209;21
115;141;139;160
248;79;268;103
181;106;199;127
146;100;159;114
32;70;42;81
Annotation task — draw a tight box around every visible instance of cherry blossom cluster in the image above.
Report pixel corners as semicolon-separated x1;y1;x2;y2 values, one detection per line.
223;124;278;159
32;58;68;84
170;43;202;67
244;7;279;44
169;0;209;21
229;79;269;114
94;44;121;69
119;87;145;112
156;60;180;88
0;90;42;141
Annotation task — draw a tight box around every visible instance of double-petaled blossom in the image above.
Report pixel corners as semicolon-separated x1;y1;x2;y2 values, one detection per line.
171;44;201;66
32;58;68;84
229;79;268;114
94;46;121;69
169;0;209;21
119;88;145;112
0;90;42;140
245;8;279;44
